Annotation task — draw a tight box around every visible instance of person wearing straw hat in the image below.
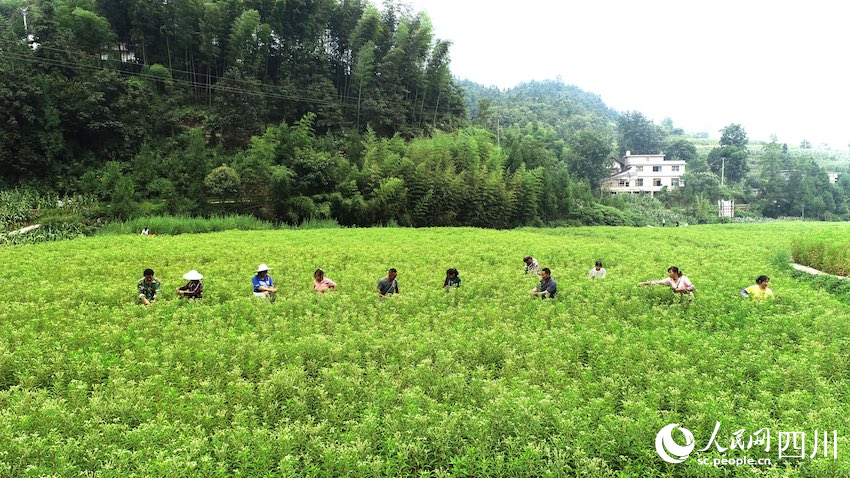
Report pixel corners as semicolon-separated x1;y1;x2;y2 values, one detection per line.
253;264;277;301
176;270;204;299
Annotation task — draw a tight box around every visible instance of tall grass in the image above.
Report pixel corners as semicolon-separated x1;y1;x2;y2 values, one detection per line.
99;215;341;235
99;215;278;235
791;235;850;276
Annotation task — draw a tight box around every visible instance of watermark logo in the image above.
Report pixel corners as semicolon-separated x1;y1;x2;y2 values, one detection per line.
654;422;838;467
655;423;695;464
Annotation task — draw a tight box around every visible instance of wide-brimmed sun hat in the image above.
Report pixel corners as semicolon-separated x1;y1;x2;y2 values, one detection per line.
257;264;271;272
183;270;203;280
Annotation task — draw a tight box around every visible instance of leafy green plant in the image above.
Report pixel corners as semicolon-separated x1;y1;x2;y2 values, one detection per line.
0;223;848;475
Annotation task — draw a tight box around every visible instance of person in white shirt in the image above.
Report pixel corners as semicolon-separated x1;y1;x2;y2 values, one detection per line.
523;256;540;275
589;261;607;280
639;266;695;300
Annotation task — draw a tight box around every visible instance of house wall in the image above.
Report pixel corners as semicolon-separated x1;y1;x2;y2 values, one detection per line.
605;154;686;194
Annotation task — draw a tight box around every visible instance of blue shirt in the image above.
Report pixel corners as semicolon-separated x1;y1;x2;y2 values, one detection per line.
252;274;274;293
539;277;557;298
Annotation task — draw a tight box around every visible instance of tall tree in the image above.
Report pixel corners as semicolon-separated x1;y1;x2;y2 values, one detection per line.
617;111;666;156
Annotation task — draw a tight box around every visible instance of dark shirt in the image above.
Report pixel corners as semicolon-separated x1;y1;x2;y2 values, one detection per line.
538;277;557;298
377;277;398;295
179;280;203;299
443;275;461;288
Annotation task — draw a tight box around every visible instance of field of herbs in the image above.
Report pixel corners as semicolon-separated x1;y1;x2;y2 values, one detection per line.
1;223;849;477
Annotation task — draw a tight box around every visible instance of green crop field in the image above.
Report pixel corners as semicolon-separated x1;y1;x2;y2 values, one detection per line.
1;223;849;477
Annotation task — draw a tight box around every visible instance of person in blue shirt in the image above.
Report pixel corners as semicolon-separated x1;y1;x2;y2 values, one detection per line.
530;267;557;299
253;264;277;301
443;268;461;289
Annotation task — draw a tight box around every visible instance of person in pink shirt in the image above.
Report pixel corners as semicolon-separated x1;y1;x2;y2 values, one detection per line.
639;266;695;298
313;269;337;293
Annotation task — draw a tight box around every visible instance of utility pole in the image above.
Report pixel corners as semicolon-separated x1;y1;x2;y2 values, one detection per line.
720;156;726;186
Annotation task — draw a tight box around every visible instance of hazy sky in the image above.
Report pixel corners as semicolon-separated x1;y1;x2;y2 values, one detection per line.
404;0;850;148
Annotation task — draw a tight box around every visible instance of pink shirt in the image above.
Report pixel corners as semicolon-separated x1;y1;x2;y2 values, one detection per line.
314;277;337;293
648;275;694;292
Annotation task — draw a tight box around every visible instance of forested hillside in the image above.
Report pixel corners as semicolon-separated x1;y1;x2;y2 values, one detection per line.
2;0;850;230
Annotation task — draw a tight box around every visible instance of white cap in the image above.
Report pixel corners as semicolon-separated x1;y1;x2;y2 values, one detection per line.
257;264;271;272
183;270;203;280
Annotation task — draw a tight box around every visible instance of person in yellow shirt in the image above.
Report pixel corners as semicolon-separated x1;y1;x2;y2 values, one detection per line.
741;275;775;300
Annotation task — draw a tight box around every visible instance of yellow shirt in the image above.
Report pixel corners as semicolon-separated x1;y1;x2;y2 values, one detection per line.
744;284;774;300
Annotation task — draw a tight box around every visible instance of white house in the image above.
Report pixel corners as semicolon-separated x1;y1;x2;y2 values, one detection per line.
604;151;686;194
101;42;138;63
828;172;841;184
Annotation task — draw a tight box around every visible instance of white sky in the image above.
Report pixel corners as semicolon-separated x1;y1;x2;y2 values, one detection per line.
404;0;850;148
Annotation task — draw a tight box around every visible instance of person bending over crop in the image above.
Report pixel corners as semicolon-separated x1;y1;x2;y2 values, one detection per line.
741;275;774;300
530;268;557;299
639;266;694;298
524;256;541;275
253;264;277;301
589;261;607;280
378;268;399;297
138;268;161;305
314;269;337;293
443;268;461;289
177;270;203;299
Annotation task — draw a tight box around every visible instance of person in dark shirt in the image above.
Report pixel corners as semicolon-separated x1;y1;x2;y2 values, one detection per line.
177;269;203;299
377;268;399;297
443;268;461;289
530;268;557;299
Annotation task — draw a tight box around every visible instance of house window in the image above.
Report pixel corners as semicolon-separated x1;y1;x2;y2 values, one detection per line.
636;166;644;172
672;165;680;172
636;178;644;187
652;166;661;172
618;179;629;187
671;178;680;187
653;178;662;187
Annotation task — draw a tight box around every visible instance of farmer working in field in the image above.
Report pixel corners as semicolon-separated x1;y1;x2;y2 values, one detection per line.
530;267;557;299
741;275;774;300
589;261;607;280
313;268;337;293
377;268;399;297
137;268;161;305
524;256;541;275
639;266;694;299
177;270;203;299
443;268;461;289
253;264;277;301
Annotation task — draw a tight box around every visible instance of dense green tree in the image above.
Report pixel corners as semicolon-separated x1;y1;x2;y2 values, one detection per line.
664;138;697;162
617;111;666;156
565;130;611;190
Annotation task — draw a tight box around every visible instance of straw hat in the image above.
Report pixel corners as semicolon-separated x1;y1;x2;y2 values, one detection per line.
257;264;271;272
183;270;203;280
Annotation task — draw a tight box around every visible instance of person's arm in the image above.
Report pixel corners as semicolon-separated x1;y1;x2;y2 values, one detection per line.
543;281;557;298
640;277;670;286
